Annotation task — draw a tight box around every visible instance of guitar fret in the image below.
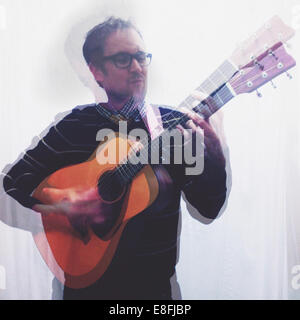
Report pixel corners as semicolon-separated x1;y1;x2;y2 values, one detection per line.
186;96;199;108
186;95;196;105
217;68;228;82
206;100;216;115
200;103;212;118
199;80;215;95
215;93;224;108
197;60;238;96
209;71;226;88
193;84;234;118
183;100;191;109
219;60;238;79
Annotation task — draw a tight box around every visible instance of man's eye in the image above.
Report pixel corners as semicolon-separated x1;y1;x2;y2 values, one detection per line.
136;53;147;63
115;54;130;65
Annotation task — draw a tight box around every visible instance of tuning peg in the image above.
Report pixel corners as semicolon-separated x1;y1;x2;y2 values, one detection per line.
256;90;263;98
254;60;264;70
268;50;278;60
270;80;277;89
286;72;293;80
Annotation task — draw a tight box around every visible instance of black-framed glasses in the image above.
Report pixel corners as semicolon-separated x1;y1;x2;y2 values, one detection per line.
102;51;152;69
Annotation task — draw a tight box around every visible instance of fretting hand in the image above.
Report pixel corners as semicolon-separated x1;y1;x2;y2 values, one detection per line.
176;91;225;168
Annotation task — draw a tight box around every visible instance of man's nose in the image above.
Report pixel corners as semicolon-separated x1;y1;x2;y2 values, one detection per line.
129;58;143;72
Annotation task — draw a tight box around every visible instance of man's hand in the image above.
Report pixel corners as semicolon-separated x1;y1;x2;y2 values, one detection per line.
32;188;104;241
177;91;226;168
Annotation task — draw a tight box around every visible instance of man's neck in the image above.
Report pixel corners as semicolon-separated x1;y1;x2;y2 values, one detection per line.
106;98;127;112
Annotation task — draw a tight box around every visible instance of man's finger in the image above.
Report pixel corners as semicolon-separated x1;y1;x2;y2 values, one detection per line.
81;188;100;202
179;106;218;143
179;106;205;125
185;119;198;133
42;187;79;202
179;107;196;120
176;125;191;141
32;204;64;216
42;187;68;201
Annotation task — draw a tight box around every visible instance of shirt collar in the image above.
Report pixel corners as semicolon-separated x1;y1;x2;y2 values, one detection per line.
96;98;164;140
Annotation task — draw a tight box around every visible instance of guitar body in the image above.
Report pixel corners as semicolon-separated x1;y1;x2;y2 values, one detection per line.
32;135;159;289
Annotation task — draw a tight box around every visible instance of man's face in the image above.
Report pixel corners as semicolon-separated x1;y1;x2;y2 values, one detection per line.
91;28;148;104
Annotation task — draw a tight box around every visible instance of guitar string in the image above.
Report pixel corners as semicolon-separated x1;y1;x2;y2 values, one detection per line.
99;83;235;191
111;60;237;123
97;61;285;194
103;84;236;187
98;82;245;194
133;53;273;127
229;63;285;91
96;69;233;190
106;93;223;184
102;69;280;194
97;87;233;195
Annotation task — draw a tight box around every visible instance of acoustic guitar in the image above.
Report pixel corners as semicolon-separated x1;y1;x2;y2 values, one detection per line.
32;16;296;288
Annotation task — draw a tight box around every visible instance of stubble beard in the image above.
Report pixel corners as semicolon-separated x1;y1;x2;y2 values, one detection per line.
107;84;147;108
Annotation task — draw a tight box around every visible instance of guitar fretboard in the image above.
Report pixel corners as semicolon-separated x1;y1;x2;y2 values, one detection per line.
115;83;235;185
178;59;237;111
162;83;235;128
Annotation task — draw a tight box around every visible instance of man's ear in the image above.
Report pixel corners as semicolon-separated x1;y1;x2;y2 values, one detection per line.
89;63;105;84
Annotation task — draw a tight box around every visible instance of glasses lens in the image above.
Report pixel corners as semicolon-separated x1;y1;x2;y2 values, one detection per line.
135;52;151;66
112;52;152;68
113;53;132;68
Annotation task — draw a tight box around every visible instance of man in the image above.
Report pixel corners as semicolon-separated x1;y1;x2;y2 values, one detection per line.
3;17;228;299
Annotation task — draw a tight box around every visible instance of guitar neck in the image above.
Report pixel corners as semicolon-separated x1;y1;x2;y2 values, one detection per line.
115;83;236;186
101;15;297;194
114;60;240;185
178;59;238;109
162;82;236;130
193;83;236;119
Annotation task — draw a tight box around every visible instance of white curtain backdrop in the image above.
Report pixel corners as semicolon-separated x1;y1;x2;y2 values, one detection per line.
0;0;300;299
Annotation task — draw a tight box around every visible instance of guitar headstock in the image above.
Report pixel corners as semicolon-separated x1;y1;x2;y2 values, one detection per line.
229;44;296;95
230;15;295;68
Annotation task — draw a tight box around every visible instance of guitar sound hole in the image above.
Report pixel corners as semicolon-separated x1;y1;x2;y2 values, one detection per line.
98;170;126;202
